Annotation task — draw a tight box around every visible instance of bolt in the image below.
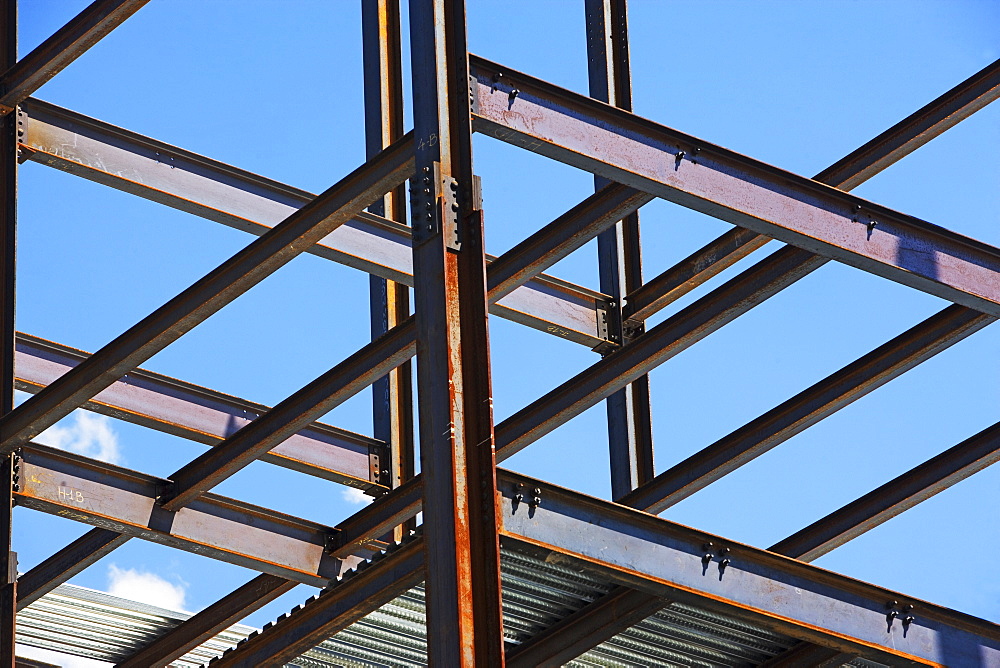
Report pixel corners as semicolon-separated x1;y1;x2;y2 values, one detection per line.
720;558;731;568
903;614;915;625
676;150;686;161
493;72;503;83
509;88;520;102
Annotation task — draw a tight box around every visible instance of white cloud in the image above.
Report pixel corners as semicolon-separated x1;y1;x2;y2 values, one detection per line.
35;410;122;465
15;644;112;667
106;564;187;612
341;487;373;505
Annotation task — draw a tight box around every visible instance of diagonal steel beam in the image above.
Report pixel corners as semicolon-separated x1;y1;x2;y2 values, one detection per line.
0;0;150;115
495;245;826;459
486;183;651;301
0;133;415;454
17;98;610;348
620;305;994;514
204;536;424;668
15;528;127;611
770;419;1000;561
159;318;416;510
115;573;296;668
623;56;1000;325
471;56;1000;317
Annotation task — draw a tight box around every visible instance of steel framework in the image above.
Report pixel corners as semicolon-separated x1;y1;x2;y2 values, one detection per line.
2;1;999;666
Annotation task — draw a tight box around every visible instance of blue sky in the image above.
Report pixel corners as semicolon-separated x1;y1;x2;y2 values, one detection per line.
13;1;1000;664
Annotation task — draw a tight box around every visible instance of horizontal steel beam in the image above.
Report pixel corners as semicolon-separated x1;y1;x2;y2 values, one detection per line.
14;332;384;491
623;56;1000;325
771;419;1000;561
471;56;1000;317
498;471;1000;667
13;443;369;586
17;99;610;348
19;445;998;666
116;572;296;668
0;130;415;454
619;305;995;513
0;0;149;114
205;536;425;668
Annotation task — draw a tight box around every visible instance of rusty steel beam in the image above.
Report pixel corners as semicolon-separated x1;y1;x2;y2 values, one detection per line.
116;573;296;668
409;0;505;663
158;318;416;511
17;99;610;349
620;305;994;514
15;333;385;491
0;0;15;660
0;133;414;454
12;443;382;586
363;0;415;534
495;245;827;460
584;0;655;500
15;528;127;611
206;536;425;668
0;0;149;115
771;419;1000;562
498;470;1000;667
325;475;422;560
470;56;1000;318
623;58;1000;325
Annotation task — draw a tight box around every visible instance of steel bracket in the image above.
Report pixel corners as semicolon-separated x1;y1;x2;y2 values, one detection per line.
469;74;480;115
368;441;389;486
410;162;462;251
591;300;620;355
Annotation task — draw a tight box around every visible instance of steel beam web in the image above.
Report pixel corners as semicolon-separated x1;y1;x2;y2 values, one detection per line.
409;0;505;663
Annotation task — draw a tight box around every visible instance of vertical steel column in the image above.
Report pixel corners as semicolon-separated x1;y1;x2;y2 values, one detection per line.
408;0;505;664
585;0;654;500
363;0;415;533
0;0;15;662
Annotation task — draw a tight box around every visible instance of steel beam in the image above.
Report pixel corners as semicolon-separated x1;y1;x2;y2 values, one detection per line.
771;419;1000;561
620;305;994;513
0;0;149;115
13;443;368;586
506;584;666;668
14;333;384;491
623;57;1000;325
0;1;15;660
115;573;296;668
470;56;1000;317
206;536;424;668
15;528;127;610
758;642;858;668
584;0;655;501
498;471;1000;667
17;99;610;348
495;245;827;459
409;0;505;663
159;318;416;510
486;183;650;301
0;132;414;453
363;0;414;527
